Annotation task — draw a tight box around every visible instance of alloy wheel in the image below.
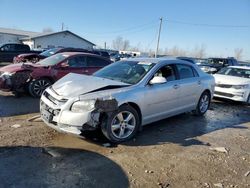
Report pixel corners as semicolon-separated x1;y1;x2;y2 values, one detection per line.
199;94;209;113
33;79;51;97
111;111;136;139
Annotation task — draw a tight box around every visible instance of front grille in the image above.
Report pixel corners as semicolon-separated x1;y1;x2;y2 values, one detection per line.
40;101;58;125
216;84;232;88
43;91;67;105
214;91;234;98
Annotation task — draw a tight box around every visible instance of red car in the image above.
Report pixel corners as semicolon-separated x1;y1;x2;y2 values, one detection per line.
0;52;111;97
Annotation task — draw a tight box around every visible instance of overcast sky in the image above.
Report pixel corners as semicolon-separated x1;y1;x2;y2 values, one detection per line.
0;0;249;60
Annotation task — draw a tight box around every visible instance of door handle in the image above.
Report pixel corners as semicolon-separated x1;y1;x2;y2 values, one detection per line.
83;70;89;73
198;80;201;85
173;84;180;89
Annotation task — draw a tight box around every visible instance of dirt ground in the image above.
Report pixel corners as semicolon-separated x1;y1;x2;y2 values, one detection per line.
0;91;249;188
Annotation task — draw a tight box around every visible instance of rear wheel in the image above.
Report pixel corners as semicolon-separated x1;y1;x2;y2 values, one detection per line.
246;94;250;106
29;78;52;98
101;105;140;143
194;91;211;116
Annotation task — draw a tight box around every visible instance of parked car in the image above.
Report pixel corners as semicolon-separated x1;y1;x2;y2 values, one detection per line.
40;58;215;143
110;53;121;62
199;57;238;74
93;50;110;59
0;43;42;63
0;52;111;97
13;47;103;64
213;66;250;104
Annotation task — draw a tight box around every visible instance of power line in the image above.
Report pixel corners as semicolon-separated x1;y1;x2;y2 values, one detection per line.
165;19;250;28
82;19;158;35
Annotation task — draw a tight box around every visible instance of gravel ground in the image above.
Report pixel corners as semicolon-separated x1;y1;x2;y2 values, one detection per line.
0;91;249;188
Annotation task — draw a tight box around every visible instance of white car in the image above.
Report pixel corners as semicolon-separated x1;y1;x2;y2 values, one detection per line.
40;58;215;143
213;66;250;104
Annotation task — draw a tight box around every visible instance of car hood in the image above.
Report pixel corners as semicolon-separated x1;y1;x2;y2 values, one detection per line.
18;53;37;57
0;63;45;73
52;73;130;98
213;74;250;85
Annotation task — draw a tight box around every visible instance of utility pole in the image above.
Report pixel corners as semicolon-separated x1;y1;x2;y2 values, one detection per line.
104;42;107;50
61;23;64;31
155;17;163;58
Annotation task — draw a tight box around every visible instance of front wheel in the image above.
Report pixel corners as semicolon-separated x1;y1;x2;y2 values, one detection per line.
194;91;211;116
28;78;52;98
245;94;250;106
101;105;140;143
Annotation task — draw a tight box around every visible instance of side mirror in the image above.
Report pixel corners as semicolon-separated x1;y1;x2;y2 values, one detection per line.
149;76;167;85
60;62;69;68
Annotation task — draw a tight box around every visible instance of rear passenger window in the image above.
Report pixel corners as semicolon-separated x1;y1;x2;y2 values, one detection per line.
87;56;109;67
176;64;196;79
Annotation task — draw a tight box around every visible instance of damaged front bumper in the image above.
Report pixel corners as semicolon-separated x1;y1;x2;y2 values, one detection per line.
40;88;118;136
0;74;12;91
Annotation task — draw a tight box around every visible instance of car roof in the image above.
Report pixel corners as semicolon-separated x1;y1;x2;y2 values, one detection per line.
228;66;250;70
123;57;178;64
58;51;106;57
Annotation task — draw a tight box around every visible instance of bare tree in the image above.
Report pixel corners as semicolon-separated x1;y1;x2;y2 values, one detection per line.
112;36;124;50
122;39;130;50
192;44;206;58
234;48;243;60
165;46;187;56
42;27;53;33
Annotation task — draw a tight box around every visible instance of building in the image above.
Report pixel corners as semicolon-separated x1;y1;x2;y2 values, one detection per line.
0;27;95;50
21;30;95;50
0;27;39;45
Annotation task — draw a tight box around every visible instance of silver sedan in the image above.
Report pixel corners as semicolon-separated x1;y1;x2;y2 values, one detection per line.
40;58;215;143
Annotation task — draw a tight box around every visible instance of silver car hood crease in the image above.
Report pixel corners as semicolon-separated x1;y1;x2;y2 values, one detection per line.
52;73;130;97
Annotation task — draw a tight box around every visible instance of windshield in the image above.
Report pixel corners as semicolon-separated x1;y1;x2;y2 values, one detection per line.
40;48;61;57
93;61;155;84
37;53;69;66
217;67;250;78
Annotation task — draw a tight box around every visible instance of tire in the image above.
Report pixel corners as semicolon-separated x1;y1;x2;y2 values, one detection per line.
245;94;250;106
28;78;52;98
101;104;140;143
194;91;211;116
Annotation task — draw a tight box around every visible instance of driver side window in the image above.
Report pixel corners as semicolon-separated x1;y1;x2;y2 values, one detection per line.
154;65;176;82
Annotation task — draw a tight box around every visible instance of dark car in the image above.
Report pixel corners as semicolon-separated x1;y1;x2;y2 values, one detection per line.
13;47;94;64
0;43;42;63
0;52;111;97
199;57;238;74
93;50;110;59
176;57;198;64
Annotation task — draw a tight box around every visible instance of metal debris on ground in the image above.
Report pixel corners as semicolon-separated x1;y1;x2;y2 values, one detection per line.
42;148;61;158
102;143;111;147
11;124;21;128
214;183;223;188
209;147;228;153
27;115;42;122
244;171;250;177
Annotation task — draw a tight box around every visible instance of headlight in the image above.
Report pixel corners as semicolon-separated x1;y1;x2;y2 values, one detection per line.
71;99;96;113
200;67;217;72
231;85;249;89
0;72;13;78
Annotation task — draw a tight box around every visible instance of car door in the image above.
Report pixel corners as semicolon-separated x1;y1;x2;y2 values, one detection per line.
86;56;110;74
175;64;202;110
143;64;181;124
0;44;16;62
54;55;88;80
